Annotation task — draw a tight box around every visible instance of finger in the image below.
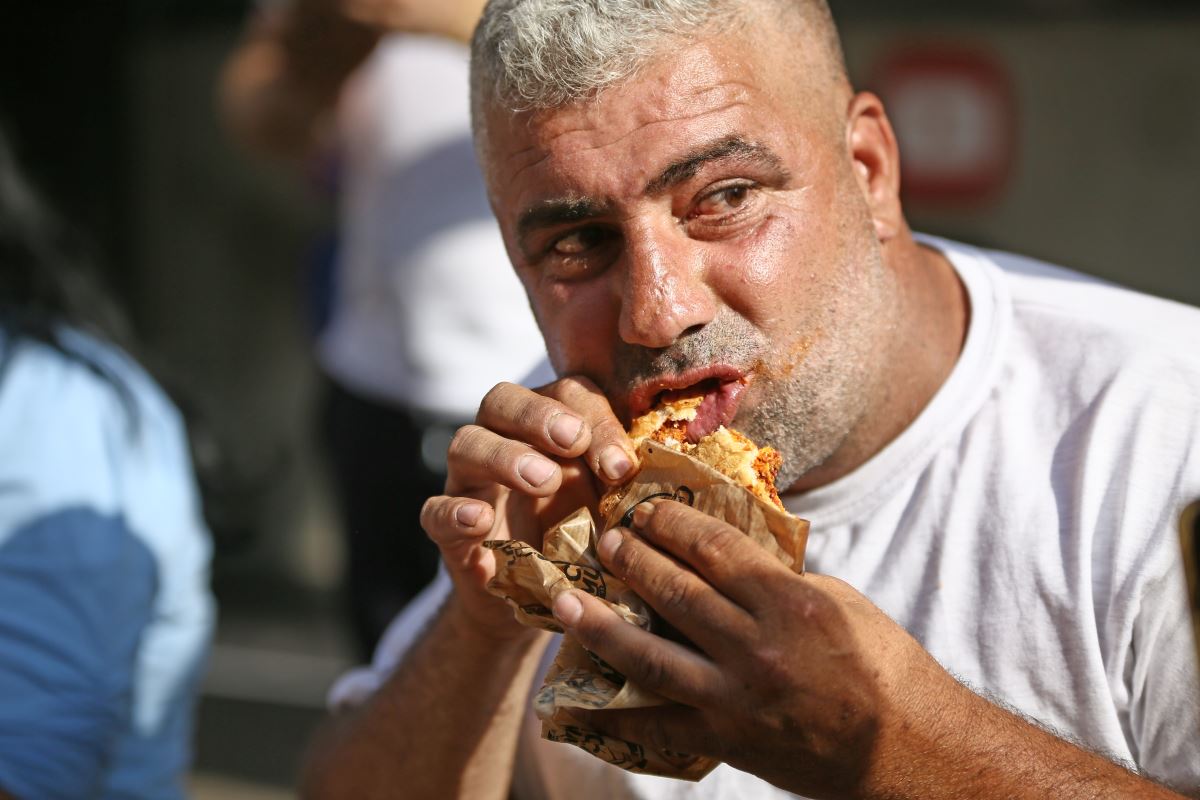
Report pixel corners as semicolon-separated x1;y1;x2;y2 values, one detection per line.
573;705;720;762
541;376;637;485
595;527;754;659
552;590;722;708
475;381;592;460
420;495;496;553
625;500;786;610
420;495;502;584
445;424;564;497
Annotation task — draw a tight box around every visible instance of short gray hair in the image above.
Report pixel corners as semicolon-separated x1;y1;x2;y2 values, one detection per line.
471;0;731;112
470;0;846;140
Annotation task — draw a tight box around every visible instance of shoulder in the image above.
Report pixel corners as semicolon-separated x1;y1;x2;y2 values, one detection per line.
968;245;1200;595
988;248;1200;452
0;326;180;431
0;329;204;556
933;239;1200;573
984;246;1200;374
966;242;1200;469
933;240;1200;431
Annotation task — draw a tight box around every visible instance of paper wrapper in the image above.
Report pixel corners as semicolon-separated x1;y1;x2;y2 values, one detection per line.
484;440;809;780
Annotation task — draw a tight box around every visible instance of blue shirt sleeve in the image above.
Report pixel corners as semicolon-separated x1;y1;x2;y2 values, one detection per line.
0;507;156;800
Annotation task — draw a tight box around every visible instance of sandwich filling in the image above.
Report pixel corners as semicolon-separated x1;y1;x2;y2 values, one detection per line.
623;389;784;510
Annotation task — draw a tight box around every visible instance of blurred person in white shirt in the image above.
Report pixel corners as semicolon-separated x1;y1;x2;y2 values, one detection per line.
219;0;544;658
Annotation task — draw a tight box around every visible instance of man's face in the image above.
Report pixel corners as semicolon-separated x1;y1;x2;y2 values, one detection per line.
482;28;900;491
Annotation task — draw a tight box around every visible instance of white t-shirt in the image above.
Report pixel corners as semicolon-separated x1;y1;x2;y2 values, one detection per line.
330;237;1200;797
317;35;545;416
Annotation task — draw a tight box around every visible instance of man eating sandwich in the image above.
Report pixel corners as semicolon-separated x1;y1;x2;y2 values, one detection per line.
302;1;1200;798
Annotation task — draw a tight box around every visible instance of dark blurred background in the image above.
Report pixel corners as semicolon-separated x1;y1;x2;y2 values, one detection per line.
2;1;1197;796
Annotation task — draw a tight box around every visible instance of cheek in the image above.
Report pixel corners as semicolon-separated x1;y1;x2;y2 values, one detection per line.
532;281;620;374
705;214;803;325
741;215;795;289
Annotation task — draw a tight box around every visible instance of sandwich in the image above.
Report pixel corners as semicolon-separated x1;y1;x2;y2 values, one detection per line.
486;388;806;780
601;389;785;517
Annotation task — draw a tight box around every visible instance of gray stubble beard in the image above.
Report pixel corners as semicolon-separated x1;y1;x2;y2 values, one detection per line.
735;242;898;493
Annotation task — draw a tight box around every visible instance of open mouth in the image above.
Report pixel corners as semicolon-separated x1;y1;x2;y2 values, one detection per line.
635;374;749;443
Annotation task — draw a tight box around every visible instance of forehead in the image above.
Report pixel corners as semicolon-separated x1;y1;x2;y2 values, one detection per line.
483;34;811;210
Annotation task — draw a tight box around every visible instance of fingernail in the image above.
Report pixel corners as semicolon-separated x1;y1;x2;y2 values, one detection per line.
553;591;583;626
518;454;557;487
599;445;633;482
455;502;482;527
630;501;654;529
548;413;584;449
598;529;622;563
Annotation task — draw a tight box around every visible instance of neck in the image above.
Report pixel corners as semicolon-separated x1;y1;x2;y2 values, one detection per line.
786;230;969;494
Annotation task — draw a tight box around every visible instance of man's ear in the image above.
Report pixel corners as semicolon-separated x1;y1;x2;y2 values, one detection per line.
846;91;903;242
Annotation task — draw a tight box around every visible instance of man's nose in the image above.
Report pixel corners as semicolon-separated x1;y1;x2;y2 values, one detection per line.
617;227;716;349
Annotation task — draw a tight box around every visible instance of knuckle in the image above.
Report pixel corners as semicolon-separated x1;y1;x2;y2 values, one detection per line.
480;438;512;475
630;646;672;691
640;714;673;754
781;581;832;622
419;496;455;543
538;378;569;402
515;396;553;434
653;570;697;617
543;374;599;403
689;528;738;569
477;382;517;420
650;499;692;531
419;496;441;531
447;424;482;460
573;609;613;652
547;377;618;432
589;415;627;445
461;428;511;474
750;646;793;687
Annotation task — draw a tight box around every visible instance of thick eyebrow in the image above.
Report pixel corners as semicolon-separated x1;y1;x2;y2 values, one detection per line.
516;196;609;247
644;135;791;196
513;136;789;254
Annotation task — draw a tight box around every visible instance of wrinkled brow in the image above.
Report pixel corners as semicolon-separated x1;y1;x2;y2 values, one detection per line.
644;135;790;195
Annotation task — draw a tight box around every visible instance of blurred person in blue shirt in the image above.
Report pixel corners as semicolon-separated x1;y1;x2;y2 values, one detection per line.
0;129;214;799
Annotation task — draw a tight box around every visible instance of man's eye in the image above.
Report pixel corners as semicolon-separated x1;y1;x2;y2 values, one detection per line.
552;227;604;255
540;226;616;281
693;184;754;217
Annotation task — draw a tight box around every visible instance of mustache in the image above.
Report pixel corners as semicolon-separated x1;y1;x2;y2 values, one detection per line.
608;313;769;393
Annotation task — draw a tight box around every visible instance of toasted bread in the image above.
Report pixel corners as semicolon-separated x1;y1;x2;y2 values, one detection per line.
614;394;784;511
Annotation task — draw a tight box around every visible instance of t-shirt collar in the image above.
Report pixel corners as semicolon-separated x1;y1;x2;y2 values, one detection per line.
782;235;1012;528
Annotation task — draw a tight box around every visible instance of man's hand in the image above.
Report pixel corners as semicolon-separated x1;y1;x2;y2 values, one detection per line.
549;500;1190;800
303;378;638;800
547;498;942;798
420;378;639;639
